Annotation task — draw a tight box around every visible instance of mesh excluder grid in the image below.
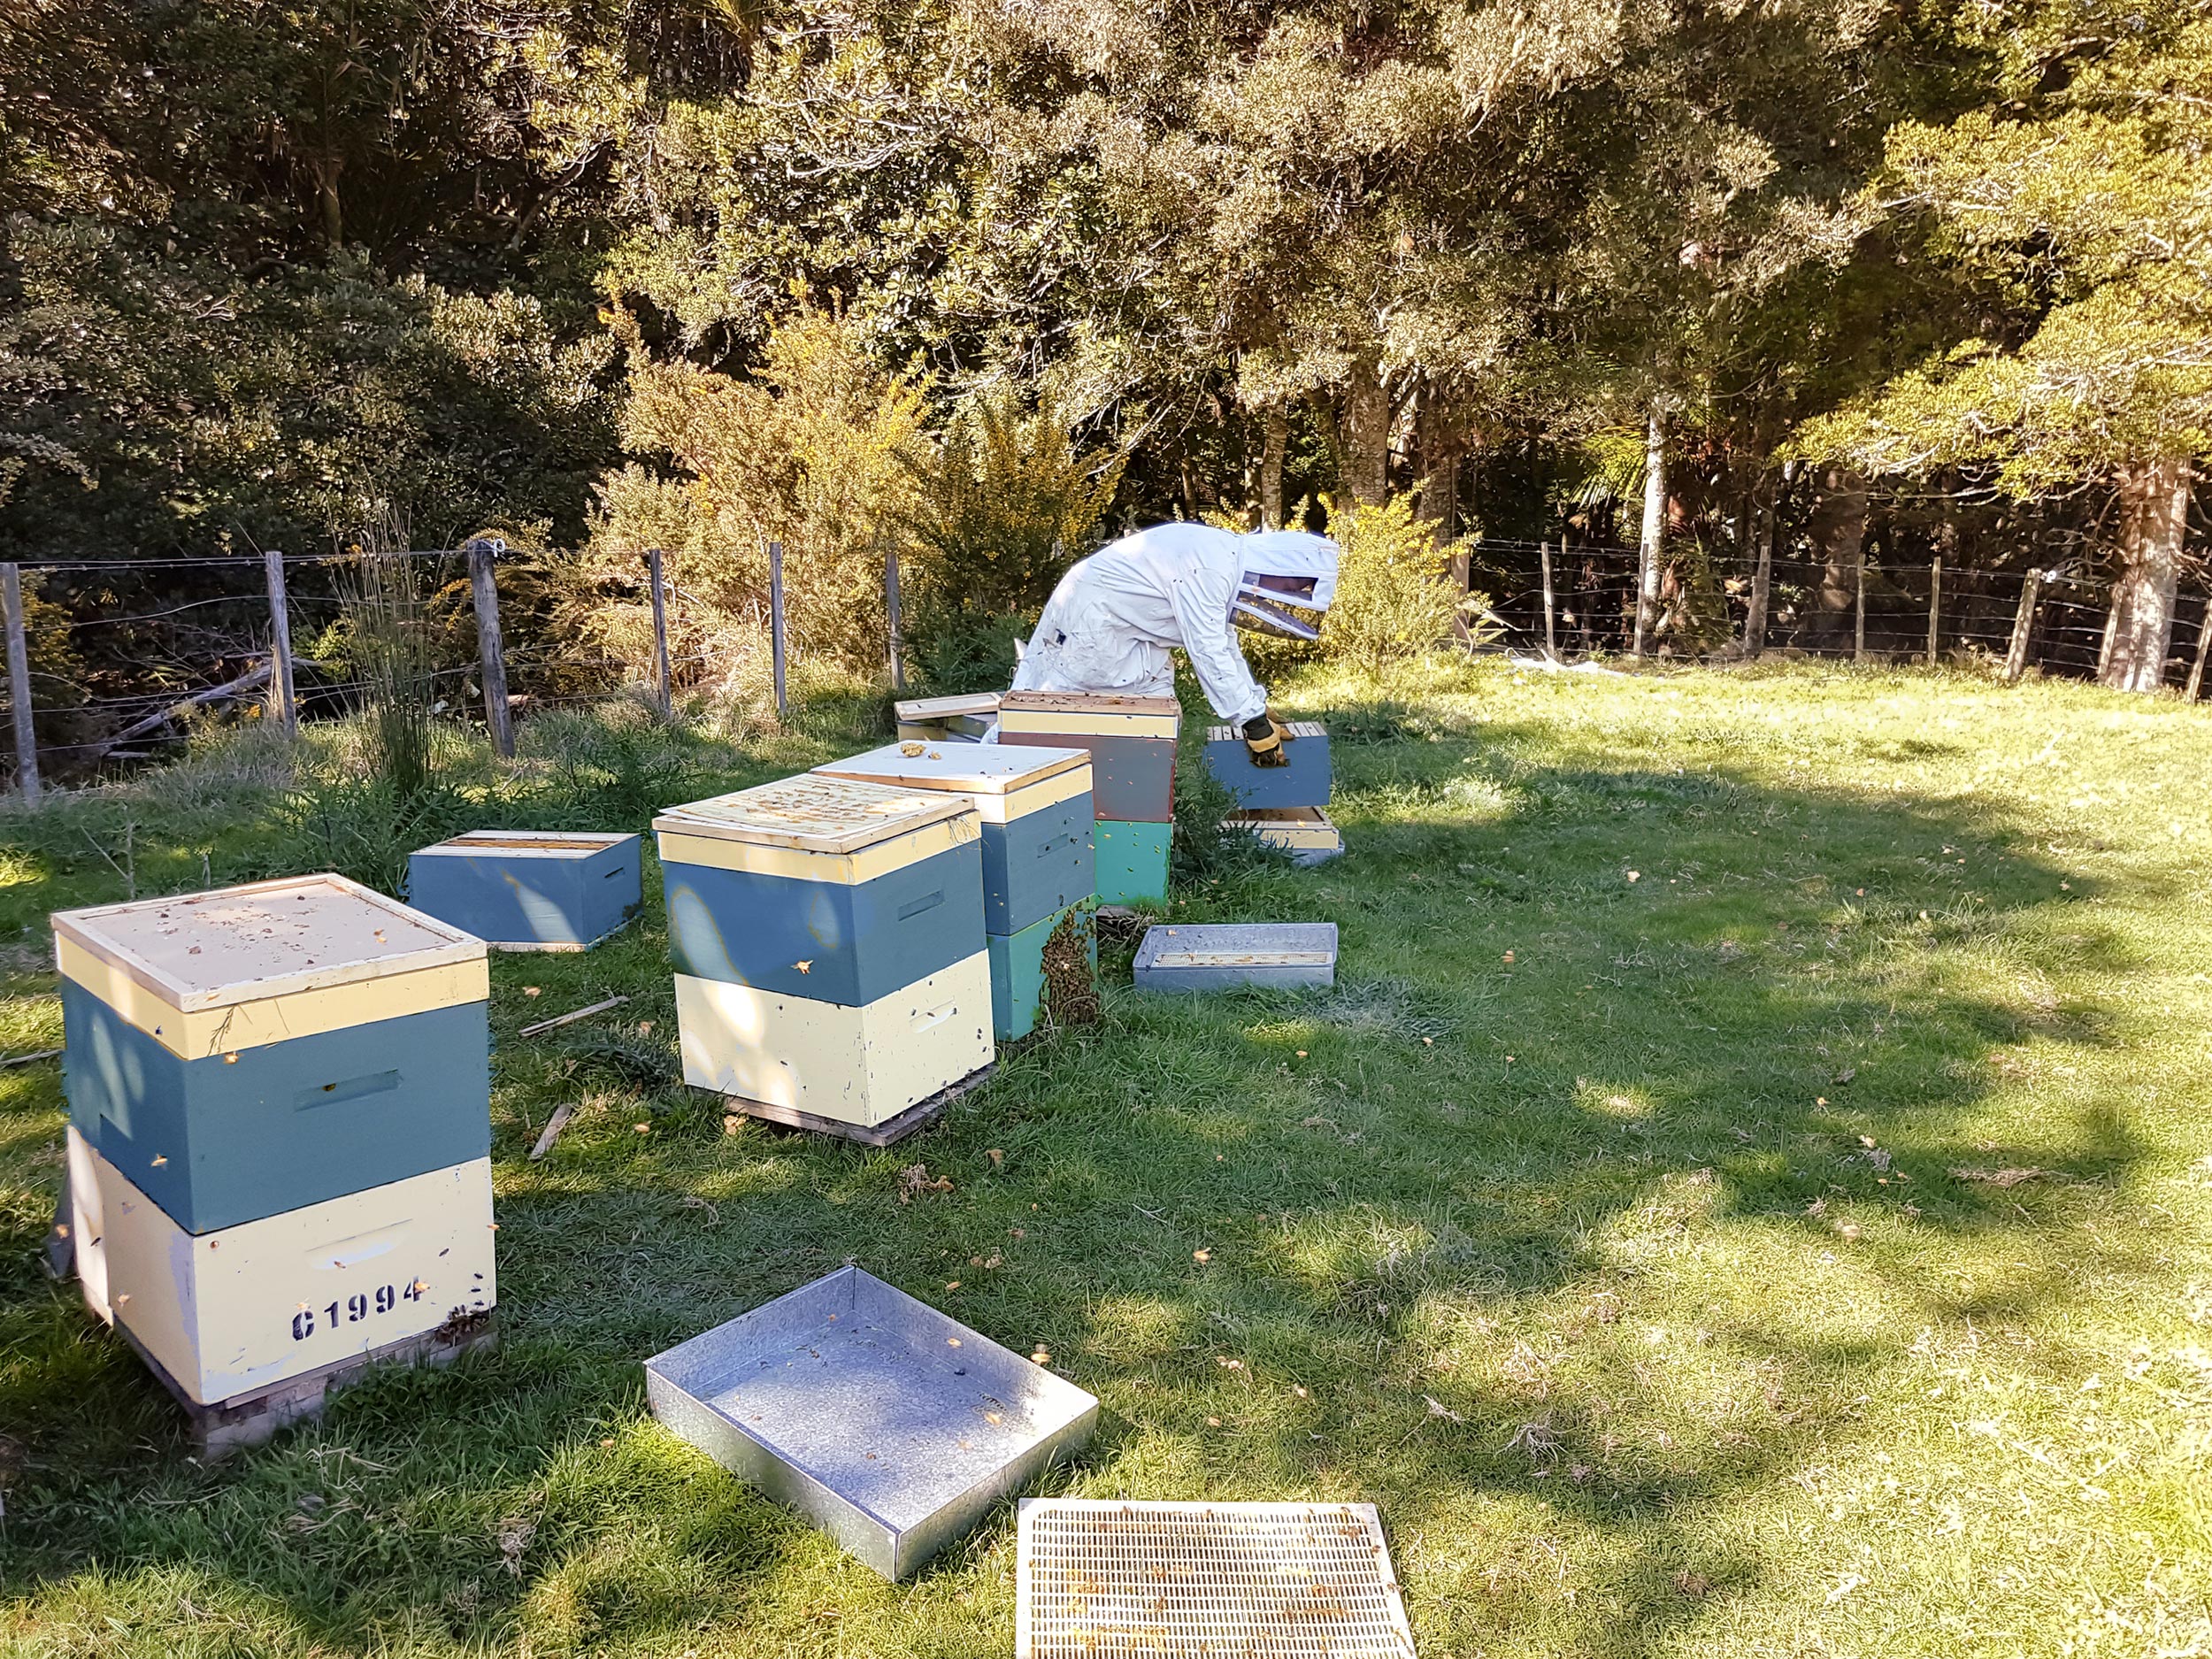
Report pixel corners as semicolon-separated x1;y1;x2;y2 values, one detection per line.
1017;1500;1417;1657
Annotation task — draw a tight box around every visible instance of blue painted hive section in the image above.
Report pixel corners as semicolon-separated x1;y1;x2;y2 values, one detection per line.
664;838;984;1007
61;980;492;1234
1203;723;1332;810
980;793;1094;936
406;832;641;949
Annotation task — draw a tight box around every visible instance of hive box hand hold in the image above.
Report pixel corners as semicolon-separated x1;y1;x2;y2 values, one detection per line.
811;741;1093;937
54;874;490;1234
997;691;1179;824
645;1265;1099;1581
1204;720;1332;810
1133;922;1339;992
406;830;641;951
657;776;985;1008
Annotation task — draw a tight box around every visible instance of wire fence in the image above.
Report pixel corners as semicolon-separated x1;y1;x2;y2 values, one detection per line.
1463;537;2212;692
1;534;2205;799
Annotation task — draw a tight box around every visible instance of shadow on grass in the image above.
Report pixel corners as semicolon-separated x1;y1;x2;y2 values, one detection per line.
0;731;2170;1655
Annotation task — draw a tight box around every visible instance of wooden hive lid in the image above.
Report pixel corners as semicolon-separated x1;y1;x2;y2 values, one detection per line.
812;741;1089;797
51;873;485;1012
654;774;975;853
999;690;1179;717
892;691;1002;723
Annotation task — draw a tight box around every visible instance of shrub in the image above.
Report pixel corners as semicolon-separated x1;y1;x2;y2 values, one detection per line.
896;389;1125;692
1321;496;1497;674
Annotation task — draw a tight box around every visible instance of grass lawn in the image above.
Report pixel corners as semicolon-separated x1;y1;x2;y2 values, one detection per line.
0;660;2207;1657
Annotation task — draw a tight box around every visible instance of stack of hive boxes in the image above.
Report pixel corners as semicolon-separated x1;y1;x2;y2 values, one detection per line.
55;875;497;1421
1203;720;1342;864
405;830;642;951
657;776;995;1141
997;691;1179;906
814;741;1096;1041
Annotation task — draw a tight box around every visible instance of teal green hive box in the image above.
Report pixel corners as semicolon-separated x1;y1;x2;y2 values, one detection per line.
54;874;492;1234
986;899;1097;1040
406;829;641;951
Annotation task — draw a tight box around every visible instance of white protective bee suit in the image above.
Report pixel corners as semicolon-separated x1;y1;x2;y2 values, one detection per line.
1005;523;1339;724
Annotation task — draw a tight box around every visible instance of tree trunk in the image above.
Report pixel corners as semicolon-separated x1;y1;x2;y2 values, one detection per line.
1632;405;1666;657
1260;411;1287;530
1339;354;1390;505
1804;464;1870;649
1744;476;1775;657
2101;455;2191;692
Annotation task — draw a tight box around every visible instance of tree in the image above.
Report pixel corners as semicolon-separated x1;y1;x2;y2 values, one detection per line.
1801;12;2212;691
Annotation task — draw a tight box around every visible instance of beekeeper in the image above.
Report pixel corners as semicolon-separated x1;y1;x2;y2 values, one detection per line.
1002;522;1338;766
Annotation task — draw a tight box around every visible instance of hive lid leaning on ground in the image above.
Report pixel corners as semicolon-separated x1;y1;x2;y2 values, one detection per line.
654;774;976;855
52;874;488;1056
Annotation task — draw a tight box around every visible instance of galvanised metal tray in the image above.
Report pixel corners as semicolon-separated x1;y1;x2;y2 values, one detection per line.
644;1265;1099;1579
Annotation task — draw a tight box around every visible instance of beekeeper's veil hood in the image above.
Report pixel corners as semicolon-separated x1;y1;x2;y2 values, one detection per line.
1232;531;1340;641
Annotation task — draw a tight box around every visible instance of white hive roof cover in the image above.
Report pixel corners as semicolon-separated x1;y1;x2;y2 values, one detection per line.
51;873;482;1010
655;774;974;853
815;741;1089;796
1017;1498;1417;1658
423;830;632;856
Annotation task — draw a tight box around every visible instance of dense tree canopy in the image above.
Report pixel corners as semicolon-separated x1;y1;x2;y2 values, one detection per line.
2;0;2206;709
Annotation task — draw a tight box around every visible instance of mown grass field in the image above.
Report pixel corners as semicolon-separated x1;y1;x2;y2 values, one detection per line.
0;660;2207;1658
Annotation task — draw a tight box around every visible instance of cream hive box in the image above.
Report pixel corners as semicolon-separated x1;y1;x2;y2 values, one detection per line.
54;875;491;1235
68;1127;495;1407
656;777;995;1139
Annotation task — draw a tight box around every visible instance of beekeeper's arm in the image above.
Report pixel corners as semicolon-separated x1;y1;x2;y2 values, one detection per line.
1165;561;1268;726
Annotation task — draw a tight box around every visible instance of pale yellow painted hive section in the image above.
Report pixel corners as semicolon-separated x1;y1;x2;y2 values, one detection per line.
655;812;975;883
68;1130;496;1406
51;874;482;1012
57;935;489;1059
1226;807;1343;852
997;708;1180;739
674;953;993;1128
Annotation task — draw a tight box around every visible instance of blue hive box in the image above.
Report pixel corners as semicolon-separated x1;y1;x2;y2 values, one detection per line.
812;741;1094;937
998;692;1180;824
1204;721;1331;810
656;775;986;1008
405;830;641;951
53;875;491;1234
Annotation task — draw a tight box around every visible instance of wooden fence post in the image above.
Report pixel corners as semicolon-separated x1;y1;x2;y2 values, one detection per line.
884;544;904;691
1540;541;1557;659
2185;597;2210;703
1853;545;1869;662
1926;557;1942;666
1745;494;1773;658
265;549;298;737
768;539;787;719
2005;569;2042;682
3;564;37;803
646;546;672;718
465;539;514;757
